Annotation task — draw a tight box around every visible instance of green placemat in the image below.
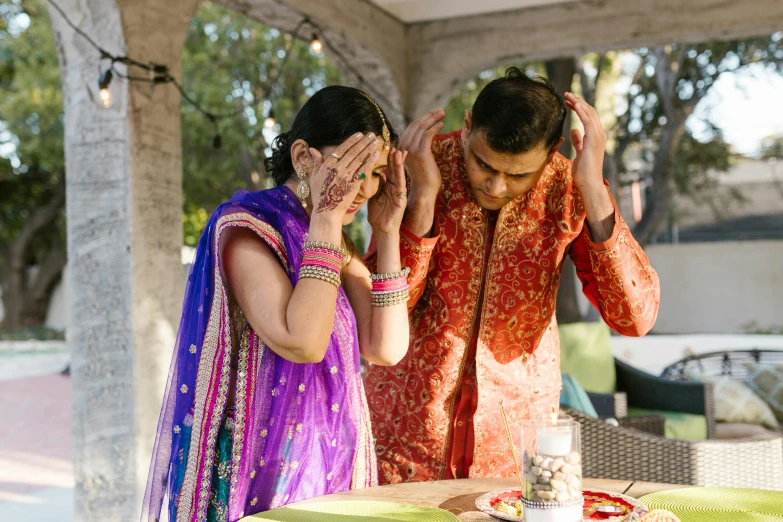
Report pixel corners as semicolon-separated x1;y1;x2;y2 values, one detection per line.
640;487;783;522
242;500;460;521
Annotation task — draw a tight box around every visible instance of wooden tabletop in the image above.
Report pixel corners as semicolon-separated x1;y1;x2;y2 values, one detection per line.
290;477;683;516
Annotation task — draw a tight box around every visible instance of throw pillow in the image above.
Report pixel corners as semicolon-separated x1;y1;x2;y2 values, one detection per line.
560;373;599;418
559;321;615;394
746;363;783;422
702;375;779;429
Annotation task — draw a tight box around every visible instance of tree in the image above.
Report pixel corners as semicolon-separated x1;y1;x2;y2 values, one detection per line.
760;134;783;159
0;0;344;331
617;36;783;245
180;2;341;245
0;0;66;331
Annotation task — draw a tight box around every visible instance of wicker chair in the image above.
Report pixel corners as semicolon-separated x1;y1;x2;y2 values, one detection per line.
567;408;783;490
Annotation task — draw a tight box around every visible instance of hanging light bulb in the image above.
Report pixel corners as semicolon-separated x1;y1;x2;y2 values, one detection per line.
98;69;113;108
310;33;323;55
264;110;276;130
99;87;113;108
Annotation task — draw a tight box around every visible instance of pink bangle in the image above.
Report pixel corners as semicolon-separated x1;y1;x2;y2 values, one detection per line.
372;278;408;292
371;271;409;293
302;246;344;274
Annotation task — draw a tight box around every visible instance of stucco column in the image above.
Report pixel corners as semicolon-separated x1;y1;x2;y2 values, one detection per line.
48;0;198;519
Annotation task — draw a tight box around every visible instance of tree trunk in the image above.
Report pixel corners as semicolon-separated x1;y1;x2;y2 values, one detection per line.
603;150;620;200
556;258;584;324
545;57;577;159
546;57;584;323
632;113;687;245
0;176;65;331
632;46;693;246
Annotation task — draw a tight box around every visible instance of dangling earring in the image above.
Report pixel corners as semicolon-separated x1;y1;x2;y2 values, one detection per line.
296;166;310;208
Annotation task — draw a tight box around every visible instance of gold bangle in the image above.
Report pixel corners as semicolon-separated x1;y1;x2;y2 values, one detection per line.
371;288;410;307
303;240;348;259
299;266;341;287
370;267;411;281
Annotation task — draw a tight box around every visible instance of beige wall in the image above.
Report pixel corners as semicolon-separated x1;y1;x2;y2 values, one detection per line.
644;240;783;334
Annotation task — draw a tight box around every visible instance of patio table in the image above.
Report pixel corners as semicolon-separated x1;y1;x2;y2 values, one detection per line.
282;477;682;520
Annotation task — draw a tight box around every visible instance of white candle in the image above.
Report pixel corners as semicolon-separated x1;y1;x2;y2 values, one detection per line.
536;427;572;456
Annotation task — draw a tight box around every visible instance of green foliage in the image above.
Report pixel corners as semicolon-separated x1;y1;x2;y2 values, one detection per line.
742;321;783;335
0;0;64;254
760;134;783;159
0;326;65;341
180;2;341;246
611;36;783;226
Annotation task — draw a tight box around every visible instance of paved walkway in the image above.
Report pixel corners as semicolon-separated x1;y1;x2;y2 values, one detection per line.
0;369;74;522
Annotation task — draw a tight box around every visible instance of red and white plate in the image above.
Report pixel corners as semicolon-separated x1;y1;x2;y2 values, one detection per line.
475;488;648;521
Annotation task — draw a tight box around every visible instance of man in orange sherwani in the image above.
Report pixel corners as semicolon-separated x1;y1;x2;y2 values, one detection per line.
364;68;660;483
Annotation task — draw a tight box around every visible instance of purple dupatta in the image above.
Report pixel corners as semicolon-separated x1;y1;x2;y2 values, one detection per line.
141;186;376;522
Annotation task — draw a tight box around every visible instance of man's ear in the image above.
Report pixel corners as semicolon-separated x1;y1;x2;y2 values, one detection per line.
547;137;566;162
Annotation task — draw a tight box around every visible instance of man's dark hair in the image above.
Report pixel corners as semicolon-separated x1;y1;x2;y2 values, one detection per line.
471;67;566;154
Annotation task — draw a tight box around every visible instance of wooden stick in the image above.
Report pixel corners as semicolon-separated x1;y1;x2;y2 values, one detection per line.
499;401;525;494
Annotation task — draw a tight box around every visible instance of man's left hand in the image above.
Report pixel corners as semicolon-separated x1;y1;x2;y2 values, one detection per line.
565;92;615;242
565;92;607;192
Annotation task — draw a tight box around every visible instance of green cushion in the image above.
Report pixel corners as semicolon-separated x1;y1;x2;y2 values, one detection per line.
560;373;599;418
628;407;708;441
558;321;616;394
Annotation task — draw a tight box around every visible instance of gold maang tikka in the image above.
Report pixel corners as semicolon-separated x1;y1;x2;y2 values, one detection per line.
360;92;390;151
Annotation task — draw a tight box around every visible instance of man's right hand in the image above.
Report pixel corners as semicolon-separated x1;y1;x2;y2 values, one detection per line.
399;109;445;237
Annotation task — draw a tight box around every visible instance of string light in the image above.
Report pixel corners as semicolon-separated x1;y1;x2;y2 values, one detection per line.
263;110;276;129
309;33;323;55
44;0;401;149
98;68;113;108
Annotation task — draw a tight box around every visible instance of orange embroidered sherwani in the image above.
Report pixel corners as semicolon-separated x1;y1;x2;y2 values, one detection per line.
364;131;660;484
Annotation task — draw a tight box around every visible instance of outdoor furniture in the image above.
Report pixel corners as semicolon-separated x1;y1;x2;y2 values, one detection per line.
567;409;783;490
559;322;714;432
581;358;714;439
661;349;783;382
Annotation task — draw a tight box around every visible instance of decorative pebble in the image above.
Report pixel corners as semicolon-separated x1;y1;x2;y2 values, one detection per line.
536;490;556;500
525;450;583;504
550;479;567;492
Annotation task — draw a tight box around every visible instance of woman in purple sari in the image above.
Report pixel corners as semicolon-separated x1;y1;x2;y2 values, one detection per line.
141;86;411;522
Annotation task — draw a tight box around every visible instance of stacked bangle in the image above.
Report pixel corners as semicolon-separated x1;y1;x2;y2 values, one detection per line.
303;240;348;259
299;242;344;288
371;267;410;307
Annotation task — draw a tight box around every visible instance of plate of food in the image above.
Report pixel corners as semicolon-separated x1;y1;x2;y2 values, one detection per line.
475;488;648;521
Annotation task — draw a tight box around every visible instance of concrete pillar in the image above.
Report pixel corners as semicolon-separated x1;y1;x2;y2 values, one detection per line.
221;0;408;128
48;0;198;519
405;0;783;118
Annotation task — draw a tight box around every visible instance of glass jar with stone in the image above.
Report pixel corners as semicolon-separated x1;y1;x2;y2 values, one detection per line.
521;413;582;522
